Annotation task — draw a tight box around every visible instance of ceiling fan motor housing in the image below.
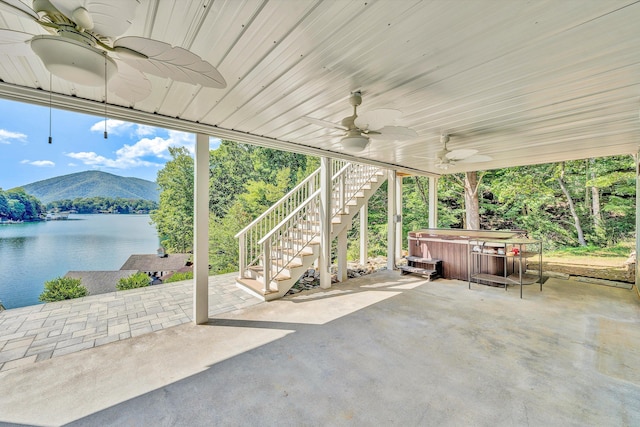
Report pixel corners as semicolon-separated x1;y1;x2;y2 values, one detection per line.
31;35;117;86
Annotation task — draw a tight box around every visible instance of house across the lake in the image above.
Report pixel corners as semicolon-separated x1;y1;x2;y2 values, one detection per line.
65;270;139;295
64;253;192;296
120;253;191;279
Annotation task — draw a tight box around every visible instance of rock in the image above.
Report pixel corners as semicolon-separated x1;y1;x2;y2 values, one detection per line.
624;251;636;272
528;261;634;283
304;276;315;283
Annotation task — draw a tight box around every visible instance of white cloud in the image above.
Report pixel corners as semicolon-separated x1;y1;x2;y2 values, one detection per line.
0;129;27;144
90;119;160;138
135;125;157;137
20;159;55;167
66;130;194;170
90;119;133;136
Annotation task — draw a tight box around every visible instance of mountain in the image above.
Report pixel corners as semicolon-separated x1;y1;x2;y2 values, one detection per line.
18;171;159;204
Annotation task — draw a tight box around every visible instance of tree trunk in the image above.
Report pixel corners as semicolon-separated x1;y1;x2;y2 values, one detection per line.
558;163;587;246
590;159;602;232
464;171;481;230
414;176;429;207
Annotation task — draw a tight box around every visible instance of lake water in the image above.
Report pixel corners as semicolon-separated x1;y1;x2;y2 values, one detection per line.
0;214;159;309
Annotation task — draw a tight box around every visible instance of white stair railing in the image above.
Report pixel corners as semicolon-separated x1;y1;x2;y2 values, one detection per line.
235;168;321;276
258;192;321;291
237;160;383;289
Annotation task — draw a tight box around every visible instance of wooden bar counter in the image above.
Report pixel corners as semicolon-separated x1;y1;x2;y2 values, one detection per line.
407;229;522;280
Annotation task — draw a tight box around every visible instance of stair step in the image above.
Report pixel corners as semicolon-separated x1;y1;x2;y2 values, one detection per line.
399;265;439;279
236;277;277;295
285;238;321;245
279;247;315;256
248;266;291;281
255;256;304;269
273;259;303;268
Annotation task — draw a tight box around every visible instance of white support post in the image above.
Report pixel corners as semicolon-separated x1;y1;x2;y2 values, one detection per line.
319;157;332;289
428;176;439;228
262;238;271;293
395;174;403;260
339;174;345;214
338;229;348;282
193;133;209;325
359;203;368;265
238;237;246;279
387;170;396;270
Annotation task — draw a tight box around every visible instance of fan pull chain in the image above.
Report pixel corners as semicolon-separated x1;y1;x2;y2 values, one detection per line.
48;73;52;144
104;53;108;139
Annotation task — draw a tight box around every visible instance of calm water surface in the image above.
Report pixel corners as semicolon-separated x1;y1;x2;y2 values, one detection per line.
0;214;158;309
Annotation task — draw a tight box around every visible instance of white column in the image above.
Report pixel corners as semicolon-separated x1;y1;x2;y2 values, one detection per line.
635;152;640;297
193;133;210;324
428;176;439;228
387;170;396;270
337;229;348;282
359;204;368;265
395;175;403;260
319;157;332;289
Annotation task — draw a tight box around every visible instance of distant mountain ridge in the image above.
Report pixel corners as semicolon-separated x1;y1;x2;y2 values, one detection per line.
18;171;159;204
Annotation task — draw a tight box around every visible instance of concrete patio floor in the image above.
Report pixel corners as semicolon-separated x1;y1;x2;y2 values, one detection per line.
1;270;639;426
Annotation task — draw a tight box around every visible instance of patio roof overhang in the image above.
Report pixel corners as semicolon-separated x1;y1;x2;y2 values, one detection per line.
0;0;638;176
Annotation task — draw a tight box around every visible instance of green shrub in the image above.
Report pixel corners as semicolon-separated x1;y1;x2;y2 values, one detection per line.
39;277;88;302
164;271;193;283
117;272;150;291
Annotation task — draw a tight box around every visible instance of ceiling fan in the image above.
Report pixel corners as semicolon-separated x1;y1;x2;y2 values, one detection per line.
303;91;418;152
430;134;493;170
0;0;226;103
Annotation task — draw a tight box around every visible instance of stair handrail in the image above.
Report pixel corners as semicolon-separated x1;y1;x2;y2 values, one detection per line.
258;191;321;289
235;168;322;276
257;162;350;247
331;163;382;217
234;168;320;239
258;189;321;246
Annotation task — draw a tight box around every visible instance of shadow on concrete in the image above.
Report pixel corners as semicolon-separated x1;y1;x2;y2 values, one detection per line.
3;271;640;426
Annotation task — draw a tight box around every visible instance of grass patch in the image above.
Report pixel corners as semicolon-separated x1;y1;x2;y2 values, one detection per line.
546;241;634;258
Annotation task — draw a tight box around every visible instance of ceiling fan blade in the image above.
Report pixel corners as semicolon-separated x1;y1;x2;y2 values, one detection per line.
354;108;401;130
0;0;39;21
49;0;138;37
0;29;33;55
446;148;478;160
459;154;493;163
109;61;151;103
369;126;418;141
113;37;226;89
302;116;347;131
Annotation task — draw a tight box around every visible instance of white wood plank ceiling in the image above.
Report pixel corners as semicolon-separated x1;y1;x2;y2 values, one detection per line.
0;0;639;176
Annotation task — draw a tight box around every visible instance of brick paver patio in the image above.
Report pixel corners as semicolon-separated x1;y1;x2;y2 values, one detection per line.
0;272;260;371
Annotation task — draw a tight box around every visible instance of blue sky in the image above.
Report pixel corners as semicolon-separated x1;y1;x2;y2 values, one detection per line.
0;98;220;189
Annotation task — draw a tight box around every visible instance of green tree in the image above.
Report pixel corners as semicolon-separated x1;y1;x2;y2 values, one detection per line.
0;192;9;219
209;141;255;218
151;146;194;253
116;272;150;290
164;271;193;283
39;277;88;302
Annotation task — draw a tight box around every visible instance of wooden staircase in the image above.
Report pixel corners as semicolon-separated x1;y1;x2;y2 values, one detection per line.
235;161;386;300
